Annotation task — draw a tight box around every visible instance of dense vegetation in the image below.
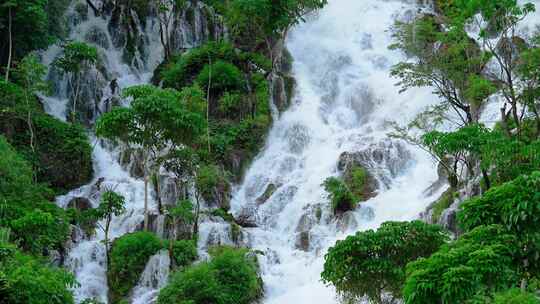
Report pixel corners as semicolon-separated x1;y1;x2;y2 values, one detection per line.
157;246;262;304
323;0;540;303
0;0;326;303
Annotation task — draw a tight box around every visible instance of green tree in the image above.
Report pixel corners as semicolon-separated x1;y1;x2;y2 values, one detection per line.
403;225;520;304
458;171;540;289
321;221;448;304
89;190;126;263
12;54;49;154
54;41;98;121
447;0;536;135
96;85;206;230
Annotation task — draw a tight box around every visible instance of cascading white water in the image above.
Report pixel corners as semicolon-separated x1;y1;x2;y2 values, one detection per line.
228;0;445;303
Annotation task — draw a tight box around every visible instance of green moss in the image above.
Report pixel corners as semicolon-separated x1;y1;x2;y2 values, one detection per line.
345;165;369;200
431;188;455;223
108;232;163;304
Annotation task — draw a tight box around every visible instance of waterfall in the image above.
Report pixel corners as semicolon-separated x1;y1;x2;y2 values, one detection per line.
227;0;444;303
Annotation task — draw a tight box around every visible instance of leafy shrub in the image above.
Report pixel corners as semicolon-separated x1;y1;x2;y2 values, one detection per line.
322;177;358;214
0;136;70;255
196;60;245;96
161;41;237;89
322;221;447;304
196;164;230;204
171;240;198;268
158;246;262;304
107;232;163;304
491;288;540;304
0;245;76;304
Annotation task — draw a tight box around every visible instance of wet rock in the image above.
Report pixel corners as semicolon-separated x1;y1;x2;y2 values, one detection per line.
234;205;258;228
336;211;358;232
295;231;311;251
256;183;278;205
296;212;316;233
67;197;93;211
338;140;411;189
119;147;145;178
85;25;110;49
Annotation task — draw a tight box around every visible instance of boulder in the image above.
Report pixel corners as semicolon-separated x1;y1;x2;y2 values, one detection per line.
255;183;278;205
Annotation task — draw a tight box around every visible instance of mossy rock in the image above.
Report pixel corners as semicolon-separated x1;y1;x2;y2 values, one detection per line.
343;164;377;202
430;188;456;224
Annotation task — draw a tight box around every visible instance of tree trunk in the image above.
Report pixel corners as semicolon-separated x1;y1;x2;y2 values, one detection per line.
105;217;111;265
206;54;212;154
5;6;13;82
143;152;149;231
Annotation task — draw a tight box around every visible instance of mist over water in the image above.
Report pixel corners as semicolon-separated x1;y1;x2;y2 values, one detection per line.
230;0;444;303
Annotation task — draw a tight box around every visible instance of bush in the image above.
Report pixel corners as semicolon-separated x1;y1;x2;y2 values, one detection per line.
0;245;76;304
0;136;70;255
322;177;358;214
107;232;163;304
158;247;262;304
161;41;237;89
491;289;540;304
0;82;93;193
196;164;230;204
196;60;245;96
322;221;447;304
171;240;197;268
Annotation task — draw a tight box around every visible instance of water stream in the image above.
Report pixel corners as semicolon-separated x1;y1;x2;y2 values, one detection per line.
230;0;445;303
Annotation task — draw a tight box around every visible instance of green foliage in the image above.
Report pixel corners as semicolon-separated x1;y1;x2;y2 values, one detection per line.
94;191;126;221
490;288;540;304
11;209;69;255
0;82;93;193
0;245;76;304
108;231;163;304
322;221;448;304
344;165;372;200
161;41;237;89
96;84;207;151
196;164;230;203
54;41;98;74
403;225;520;304
0;136;70;255
157;246;262;304
196;60;245;96
224;0;327;51
458;172;540;277
170;239;197;268
322;177;357;214
210;208;235;223
0;0;70;65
